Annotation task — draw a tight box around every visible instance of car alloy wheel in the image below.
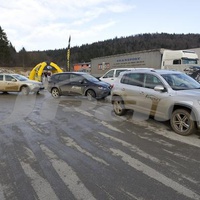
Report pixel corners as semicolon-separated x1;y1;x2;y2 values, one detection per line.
86;89;96;101
51;88;60;98
21;86;29;95
170;108;196;136
113;96;126;116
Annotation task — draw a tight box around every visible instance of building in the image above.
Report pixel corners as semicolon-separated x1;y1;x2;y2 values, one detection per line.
73;62;91;73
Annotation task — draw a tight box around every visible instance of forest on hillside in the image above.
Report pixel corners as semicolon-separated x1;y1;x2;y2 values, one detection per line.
1;25;200;70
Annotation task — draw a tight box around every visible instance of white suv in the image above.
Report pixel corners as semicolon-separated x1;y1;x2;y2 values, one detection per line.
99;68;152;85
111;69;200;136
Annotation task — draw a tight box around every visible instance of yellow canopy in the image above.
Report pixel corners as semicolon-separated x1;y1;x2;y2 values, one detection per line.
29;61;63;81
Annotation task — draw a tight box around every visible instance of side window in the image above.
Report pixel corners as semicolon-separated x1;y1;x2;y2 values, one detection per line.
121;73;144;87
144;74;163;89
0;75;3;81
103;70;114;78
115;70;127;77
173;59;181;64
70;74;83;83
5;75;14;81
58;74;70;82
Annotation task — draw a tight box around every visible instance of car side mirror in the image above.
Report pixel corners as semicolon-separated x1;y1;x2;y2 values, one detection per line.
11;79;17;82
154;85;165;92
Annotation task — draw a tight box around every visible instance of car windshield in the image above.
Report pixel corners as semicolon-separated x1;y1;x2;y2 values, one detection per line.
83;74;99;82
12;74;28;81
161;73;200;90
116;70;128;77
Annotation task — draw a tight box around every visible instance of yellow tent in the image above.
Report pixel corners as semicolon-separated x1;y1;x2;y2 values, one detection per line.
29;61;63;81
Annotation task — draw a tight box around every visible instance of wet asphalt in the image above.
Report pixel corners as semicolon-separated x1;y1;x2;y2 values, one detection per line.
0;90;200;200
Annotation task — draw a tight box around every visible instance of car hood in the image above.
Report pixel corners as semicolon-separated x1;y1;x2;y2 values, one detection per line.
176;89;200;97
95;81;111;87
24;80;42;85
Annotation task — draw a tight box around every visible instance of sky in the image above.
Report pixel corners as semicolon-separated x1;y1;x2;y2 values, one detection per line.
0;0;200;52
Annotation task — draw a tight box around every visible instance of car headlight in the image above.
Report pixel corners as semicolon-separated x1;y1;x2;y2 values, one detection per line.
98;86;106;90
27;83;34;86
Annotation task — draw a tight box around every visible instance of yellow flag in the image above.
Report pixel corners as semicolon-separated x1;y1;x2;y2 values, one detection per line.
67;35;71;71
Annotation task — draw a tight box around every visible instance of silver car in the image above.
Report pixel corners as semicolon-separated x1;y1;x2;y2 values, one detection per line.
0;73;44;95
111;69;200;136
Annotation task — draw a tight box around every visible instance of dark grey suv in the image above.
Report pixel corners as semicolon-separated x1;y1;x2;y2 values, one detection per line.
47;72;111;100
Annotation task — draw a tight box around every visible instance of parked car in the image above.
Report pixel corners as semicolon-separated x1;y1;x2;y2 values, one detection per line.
47;72;111;100
111;69;200;136
0;73;44;95
99;68;153;85
184;66;200;82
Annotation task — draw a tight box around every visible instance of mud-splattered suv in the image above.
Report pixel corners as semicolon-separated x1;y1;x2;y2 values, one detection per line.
0;73;44;95
111;69;200;136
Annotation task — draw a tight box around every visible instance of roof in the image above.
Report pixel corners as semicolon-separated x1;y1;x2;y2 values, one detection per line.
52;71;88;76
90;48;170;60
0;73;21;75
120;69;183;75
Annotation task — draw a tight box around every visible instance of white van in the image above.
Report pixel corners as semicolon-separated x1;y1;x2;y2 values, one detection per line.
99;68;152;85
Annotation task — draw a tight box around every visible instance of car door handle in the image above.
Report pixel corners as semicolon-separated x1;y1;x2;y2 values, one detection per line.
140;91;145;94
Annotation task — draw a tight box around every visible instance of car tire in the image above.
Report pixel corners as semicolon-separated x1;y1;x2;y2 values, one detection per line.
86;89;96;101
113;96;127;116
51;88;60;98
170;108;196;136
21;86;29;95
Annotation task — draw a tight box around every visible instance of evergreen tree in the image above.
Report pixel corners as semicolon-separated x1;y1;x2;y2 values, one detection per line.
0;26;11;66
8;42;17;67
17;47;31;69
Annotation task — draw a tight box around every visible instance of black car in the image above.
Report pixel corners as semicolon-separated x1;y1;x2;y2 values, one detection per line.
47;72;111;100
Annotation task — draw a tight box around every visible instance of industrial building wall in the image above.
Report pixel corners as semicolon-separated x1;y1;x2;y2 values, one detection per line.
91;49;162;77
